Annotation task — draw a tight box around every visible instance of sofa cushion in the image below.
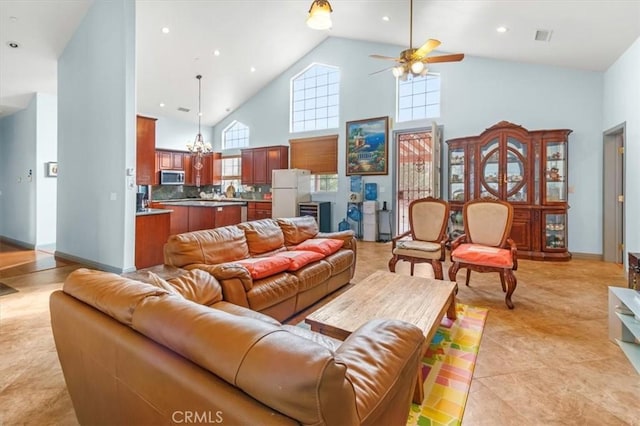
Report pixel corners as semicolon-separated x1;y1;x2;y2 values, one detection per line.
235;257;291;280
237;219;286;256
295;238;344;256
246;273;299;311
277;216;319;246
164;226;249;267
323;249;355;276
211;301;281;325
146;269;223;306
289;261;332;292
275;250;325;271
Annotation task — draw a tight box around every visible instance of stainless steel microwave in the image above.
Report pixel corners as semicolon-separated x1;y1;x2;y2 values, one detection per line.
160;170;185;185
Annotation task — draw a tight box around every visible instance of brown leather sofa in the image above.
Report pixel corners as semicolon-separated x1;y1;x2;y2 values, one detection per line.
163;216;356;321
50;268;425;426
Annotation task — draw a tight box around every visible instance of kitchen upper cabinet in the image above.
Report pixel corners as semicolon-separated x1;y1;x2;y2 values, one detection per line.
157;150;184;170
136;115;157;185
241;146;289;185
184;152;222;187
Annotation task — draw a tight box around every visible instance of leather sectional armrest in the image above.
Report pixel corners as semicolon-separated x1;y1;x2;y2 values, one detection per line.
334;319;424;421
186;263;253;291
317;230;357;251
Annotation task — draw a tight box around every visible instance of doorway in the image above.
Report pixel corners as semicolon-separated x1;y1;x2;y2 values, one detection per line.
393;125;441;235
602;123;625;264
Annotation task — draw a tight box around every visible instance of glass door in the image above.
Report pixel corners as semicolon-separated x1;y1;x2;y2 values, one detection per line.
505;136;528;203
544;141;567;204
479;138;500;198
544;211;567;250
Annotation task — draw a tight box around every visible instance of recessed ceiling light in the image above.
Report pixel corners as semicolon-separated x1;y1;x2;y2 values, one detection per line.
161;27;170;34
198;112;203;117
213;49;221;56
7;41;19;48
382;16;390;22
9;16;18;23
496;26;509;33
250;67;256;73
159;103;165;107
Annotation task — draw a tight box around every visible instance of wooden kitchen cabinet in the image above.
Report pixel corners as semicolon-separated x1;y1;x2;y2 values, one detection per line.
446;121;572;261
136;115;157;185
157;150;184;170
135;212;171;269
188;207;215;232
168;206;189;235
241;146;288;185
184;152;222;187
215;205;242;227
247;202;272;221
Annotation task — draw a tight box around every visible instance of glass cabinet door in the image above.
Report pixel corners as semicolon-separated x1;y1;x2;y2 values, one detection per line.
544;212;567;250
449;148;465;201
480;138;500;198
505;136;528;203
544;141;567;203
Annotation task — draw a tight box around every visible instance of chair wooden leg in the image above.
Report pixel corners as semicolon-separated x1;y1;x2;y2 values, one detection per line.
388;255;398;272
410;262;415;276
465;269;471;286
431;260;443;280
448;262;460;282
499;272;506;292
505;269;517;309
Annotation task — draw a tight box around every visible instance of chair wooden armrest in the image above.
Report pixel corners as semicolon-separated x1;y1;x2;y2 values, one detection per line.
507;238;518;270
390;230;411;250
449;234;467;253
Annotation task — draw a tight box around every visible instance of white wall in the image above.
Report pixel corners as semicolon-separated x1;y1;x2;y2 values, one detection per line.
604;36;640;256
57;0;136;272
0;95;38;246
35;93;58;248
147;113;214;151
214;37;604;255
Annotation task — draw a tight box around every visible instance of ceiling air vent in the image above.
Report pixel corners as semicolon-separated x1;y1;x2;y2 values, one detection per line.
534;29;553;42
177;107;190;112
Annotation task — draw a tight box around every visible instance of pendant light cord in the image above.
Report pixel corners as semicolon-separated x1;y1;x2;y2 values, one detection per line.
196;74;202;136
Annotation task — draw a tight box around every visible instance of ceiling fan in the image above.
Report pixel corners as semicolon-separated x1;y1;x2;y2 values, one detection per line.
370;0;464;79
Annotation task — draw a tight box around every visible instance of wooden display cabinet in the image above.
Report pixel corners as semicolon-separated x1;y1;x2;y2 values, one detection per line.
446;121;572;261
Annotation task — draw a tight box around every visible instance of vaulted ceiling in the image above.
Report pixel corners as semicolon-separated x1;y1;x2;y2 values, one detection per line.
1;0;639;126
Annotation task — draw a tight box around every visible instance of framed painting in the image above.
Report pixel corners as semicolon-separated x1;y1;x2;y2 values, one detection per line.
346;116;389;175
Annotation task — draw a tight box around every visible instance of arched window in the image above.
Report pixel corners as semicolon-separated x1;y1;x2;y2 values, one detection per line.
222;120;249;150
290;63;340;133
397;73;441;123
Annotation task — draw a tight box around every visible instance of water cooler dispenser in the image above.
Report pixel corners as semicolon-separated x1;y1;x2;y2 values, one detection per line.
362;200;378;242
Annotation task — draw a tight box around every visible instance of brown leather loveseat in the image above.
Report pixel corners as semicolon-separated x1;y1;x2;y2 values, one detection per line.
163;216;356;321
50;268;425;426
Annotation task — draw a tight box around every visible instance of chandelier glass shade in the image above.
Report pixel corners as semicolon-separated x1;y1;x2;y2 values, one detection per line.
306;0;333;30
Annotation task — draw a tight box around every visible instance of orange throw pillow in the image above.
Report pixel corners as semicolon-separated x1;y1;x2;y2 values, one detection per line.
234;257;291;280
276;250;325;271
295;238;344;256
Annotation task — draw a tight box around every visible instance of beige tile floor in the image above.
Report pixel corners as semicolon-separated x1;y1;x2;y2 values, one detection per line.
0;241;639;425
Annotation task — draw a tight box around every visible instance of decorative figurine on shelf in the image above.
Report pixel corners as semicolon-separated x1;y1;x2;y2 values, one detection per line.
547;167;560;181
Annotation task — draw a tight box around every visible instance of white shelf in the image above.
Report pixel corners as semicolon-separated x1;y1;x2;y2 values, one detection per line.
609;286;640;374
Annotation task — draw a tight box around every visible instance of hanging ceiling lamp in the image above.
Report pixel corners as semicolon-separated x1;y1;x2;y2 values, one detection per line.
186;75;212;187
306;0;333;30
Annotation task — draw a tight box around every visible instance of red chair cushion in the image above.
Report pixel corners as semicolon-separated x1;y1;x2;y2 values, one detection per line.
275;250;325;271
294;238;344;256
234;257;291;280
451;243;513;268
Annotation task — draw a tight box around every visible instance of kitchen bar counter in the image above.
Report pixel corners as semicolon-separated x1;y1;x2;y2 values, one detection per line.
155;200;247;207
136;208;172;216
153;198;271;204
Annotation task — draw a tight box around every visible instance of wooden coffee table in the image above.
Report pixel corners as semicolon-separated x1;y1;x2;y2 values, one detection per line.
305;270;457;404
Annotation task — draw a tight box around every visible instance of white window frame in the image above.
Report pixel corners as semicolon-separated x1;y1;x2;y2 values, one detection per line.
222;120;249;150
310;174;338;193
396;73;441;123
290;63;340;133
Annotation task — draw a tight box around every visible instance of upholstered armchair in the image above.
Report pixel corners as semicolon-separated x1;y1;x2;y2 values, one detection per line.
448;198;518;309
389;197;450;279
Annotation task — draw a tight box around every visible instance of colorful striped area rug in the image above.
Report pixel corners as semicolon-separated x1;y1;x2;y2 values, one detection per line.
407;303;488;426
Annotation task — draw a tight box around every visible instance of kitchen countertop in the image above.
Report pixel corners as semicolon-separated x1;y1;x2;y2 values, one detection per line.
155;200;248;207
154;198;272;204
136;208;172;217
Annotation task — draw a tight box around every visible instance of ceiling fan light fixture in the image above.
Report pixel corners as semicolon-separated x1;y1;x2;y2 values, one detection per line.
392;66;405;78
410;61;425;74
307;0;333;30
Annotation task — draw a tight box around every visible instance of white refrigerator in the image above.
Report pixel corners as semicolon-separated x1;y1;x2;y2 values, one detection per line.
271;169;311;218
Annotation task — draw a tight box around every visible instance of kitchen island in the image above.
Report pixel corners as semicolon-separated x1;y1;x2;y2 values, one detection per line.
152;199;248;235
135;208;171;269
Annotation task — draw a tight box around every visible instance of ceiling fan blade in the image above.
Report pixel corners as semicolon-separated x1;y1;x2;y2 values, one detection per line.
369;54;401;61
424;53;465;63
413;39;441;60
369;66;394;76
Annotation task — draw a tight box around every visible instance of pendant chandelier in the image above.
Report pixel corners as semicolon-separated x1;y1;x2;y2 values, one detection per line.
186;74;212;187
306;0;333;30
